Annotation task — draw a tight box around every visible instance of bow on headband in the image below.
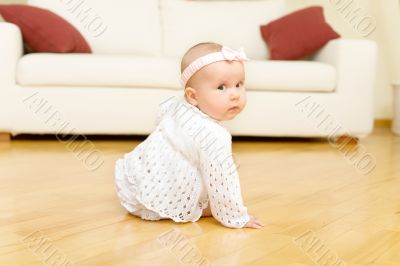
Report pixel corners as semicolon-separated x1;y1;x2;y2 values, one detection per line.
221;46;249;61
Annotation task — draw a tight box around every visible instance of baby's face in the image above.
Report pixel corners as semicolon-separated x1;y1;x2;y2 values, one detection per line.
188;61;247;121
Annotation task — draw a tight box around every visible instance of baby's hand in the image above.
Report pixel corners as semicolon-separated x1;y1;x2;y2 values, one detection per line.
244;215;265;229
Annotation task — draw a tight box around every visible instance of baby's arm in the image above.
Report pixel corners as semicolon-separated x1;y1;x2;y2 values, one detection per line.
200;135;262;229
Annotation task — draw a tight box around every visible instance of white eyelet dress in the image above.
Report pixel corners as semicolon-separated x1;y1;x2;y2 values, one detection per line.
115;95;250;228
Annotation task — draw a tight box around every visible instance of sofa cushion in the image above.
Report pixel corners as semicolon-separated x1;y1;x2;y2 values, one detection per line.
0;4;91;53
17;54;181;89
27;0;162;56
260;6;340;60
17;54;336;92
160;0;285;60
245;60;336;92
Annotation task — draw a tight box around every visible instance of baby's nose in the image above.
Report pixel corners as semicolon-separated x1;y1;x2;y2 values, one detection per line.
230;90;239;100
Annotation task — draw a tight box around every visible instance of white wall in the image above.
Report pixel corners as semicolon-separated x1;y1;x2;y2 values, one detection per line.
371;1;400;119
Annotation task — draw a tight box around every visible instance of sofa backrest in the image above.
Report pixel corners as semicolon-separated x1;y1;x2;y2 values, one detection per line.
27;0;162;56
160;0;285;60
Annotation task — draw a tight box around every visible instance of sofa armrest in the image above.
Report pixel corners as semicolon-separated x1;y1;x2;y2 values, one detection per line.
312;38;378;95
0;22;23;133
0;22;23;87
311;38;378;135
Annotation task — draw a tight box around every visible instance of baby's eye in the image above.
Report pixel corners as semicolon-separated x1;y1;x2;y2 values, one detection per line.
236;82;241;88
217;85;226;90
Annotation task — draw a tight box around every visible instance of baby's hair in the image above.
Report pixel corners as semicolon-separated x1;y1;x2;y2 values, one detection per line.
180;42;222;74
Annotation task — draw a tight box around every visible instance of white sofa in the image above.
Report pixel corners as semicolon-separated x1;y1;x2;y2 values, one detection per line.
0;0;378;139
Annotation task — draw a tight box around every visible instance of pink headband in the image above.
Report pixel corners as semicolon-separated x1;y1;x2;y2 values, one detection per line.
181;46;249;87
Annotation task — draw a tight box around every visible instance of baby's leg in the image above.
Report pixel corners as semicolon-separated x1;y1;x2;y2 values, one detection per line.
201;204;212;217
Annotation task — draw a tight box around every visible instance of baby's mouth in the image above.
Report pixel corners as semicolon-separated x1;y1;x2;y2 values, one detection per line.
228;106;239;111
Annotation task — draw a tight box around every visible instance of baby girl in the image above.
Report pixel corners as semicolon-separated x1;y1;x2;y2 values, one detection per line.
115;42;264;229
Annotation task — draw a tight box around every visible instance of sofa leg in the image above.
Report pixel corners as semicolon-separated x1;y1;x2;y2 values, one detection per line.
335;135;359;146
0;132;11;141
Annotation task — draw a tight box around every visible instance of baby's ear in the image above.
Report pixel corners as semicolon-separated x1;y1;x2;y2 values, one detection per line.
185;87;198;106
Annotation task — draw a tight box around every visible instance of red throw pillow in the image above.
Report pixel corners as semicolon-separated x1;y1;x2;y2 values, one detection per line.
0;4;91;53
260;6;340;60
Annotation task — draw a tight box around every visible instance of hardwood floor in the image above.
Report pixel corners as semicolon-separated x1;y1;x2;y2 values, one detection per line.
0;129;399;265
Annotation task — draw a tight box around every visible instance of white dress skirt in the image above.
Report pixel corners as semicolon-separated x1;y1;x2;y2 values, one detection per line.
115;153;208;221
115;156;169;221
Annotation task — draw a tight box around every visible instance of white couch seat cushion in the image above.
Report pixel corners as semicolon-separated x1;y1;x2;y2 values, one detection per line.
17;54;336;92
17;54;181;89
246;60;336;92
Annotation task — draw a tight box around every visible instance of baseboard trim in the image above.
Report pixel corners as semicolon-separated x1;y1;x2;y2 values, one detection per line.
374;119;391;128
